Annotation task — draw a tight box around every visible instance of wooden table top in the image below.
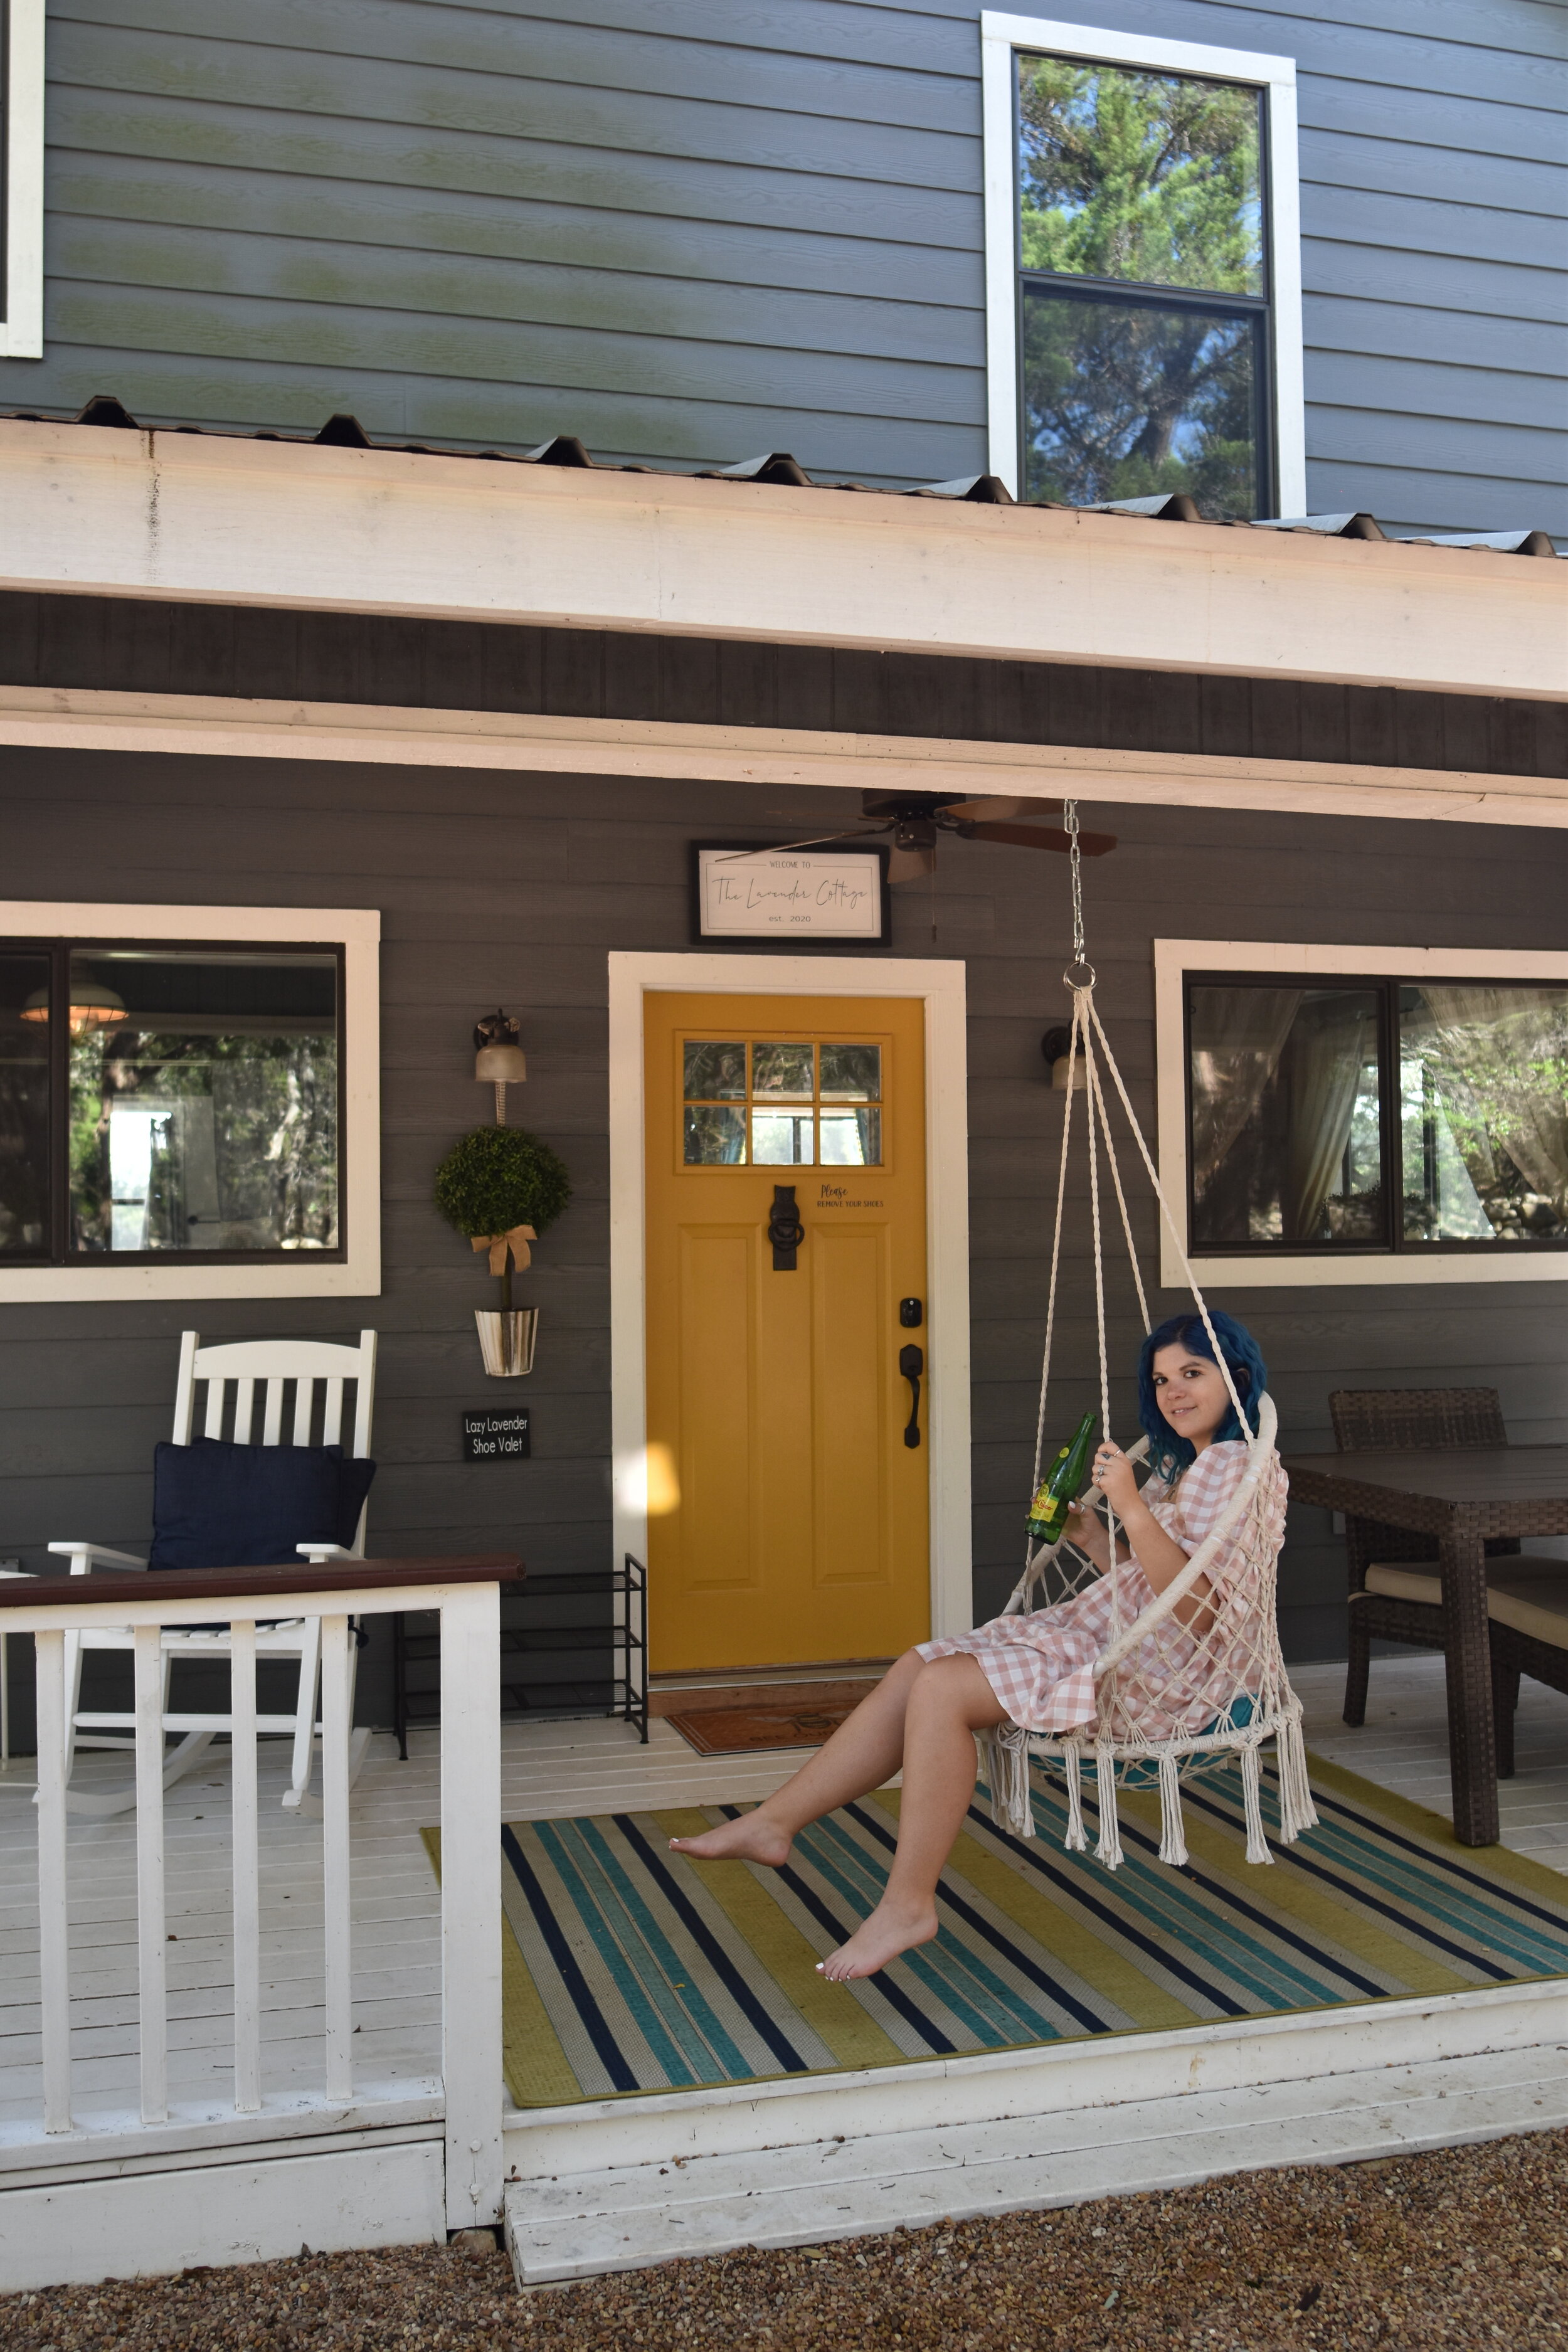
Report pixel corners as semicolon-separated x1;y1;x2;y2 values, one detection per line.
0;1554;526;1611
1285;1446;1568;1505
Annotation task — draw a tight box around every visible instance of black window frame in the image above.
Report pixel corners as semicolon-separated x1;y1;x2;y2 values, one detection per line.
1;935;348;1269
1012;49;1277;521
1182;969;1568;1259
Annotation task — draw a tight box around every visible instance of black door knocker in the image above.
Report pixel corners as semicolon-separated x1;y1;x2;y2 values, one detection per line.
768;1184;805;1271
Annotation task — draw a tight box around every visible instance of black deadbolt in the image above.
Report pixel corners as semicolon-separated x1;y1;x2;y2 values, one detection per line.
899;1297;923;1328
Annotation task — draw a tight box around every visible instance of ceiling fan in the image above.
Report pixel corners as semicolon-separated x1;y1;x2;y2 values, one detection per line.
723;793;1117;884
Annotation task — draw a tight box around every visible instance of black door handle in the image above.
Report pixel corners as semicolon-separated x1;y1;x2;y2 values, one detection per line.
767;1184;805;1270
899;1343;923;1449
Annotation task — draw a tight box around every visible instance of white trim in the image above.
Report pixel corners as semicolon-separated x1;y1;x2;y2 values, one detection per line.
980;14;1305;513
2;689;1564;826
1155;938;1568;1288
0;0;44;359
504;1976;1566;2180
4;423;1557;701
608;952;972;1645
0;902;381;1302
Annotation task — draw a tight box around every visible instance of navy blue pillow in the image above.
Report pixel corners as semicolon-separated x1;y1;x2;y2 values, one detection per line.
149;1440;377;1572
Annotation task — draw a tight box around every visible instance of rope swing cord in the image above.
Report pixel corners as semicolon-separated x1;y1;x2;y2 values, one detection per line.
982;803;1318;1870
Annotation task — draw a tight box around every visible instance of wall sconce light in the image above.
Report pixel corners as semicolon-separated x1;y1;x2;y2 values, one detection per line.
1041;1025;1087;1092
474;1009;528;1124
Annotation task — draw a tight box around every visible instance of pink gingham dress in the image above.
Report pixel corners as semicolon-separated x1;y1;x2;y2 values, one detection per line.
919;1440;1287;1741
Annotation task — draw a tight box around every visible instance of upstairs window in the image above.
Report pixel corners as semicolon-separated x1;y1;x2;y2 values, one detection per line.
982;16;1304;517
1;941;344;1265
1;0;45;358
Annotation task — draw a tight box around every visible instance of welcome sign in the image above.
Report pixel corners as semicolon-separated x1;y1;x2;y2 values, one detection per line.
691;844;889;946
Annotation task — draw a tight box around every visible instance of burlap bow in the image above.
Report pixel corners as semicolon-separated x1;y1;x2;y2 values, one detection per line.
472;1224;536;1276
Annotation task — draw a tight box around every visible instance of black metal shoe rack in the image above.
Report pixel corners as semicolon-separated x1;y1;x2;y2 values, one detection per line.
391;1554;648;1754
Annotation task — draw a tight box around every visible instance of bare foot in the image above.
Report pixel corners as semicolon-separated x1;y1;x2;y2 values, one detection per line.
816;1900;938;1981
669;1809;793;1867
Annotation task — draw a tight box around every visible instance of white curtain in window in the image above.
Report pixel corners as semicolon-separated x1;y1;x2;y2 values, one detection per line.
1421;986;1568;1221
1285;995;1374;1241
1189;988;1301;1200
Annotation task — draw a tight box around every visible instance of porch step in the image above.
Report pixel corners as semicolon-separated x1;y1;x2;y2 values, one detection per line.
504;2038;1568;2285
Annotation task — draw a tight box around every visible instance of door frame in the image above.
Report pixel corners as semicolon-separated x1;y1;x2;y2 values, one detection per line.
608;951;973;1648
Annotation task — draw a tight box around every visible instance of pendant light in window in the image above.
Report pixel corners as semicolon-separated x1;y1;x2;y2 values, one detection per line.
20;983;127;1036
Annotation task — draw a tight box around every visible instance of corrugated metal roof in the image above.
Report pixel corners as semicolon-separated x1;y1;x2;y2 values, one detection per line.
4;396;1560;556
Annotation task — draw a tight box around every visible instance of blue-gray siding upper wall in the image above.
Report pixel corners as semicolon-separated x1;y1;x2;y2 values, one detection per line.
3;1;1564;537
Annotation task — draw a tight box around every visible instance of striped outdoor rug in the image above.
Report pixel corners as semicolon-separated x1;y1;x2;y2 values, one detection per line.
422;1754;1568;2111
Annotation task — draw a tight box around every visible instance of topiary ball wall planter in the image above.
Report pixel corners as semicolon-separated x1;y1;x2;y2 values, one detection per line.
433;1125;572;1378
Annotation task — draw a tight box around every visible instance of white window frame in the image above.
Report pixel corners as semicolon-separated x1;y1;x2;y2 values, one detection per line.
1;0;45;358
1155;938;1568;1290
980;11;1305;514
0;903;381;1301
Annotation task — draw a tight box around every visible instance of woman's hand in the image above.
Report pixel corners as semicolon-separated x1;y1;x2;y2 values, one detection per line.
1093;1441;1141;1517
1064;1497;1111;1571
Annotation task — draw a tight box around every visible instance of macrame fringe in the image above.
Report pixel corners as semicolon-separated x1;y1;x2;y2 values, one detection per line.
983;1727;1035;1841
1063;1744;1088;1853
1240;1740;1272;1866
1156;1752;1187;1867
1094;1742;1123;1870
1275;1712;1318;1843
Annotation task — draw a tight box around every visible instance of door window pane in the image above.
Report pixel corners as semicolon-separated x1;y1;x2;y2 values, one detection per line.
1017;55;1264;297
684;1104;746;1165
819;1044;881;1100
820;1108;882;1166
751;1110;814;1165
751;1042;814;1098
683;1041;746;1099
1189;984;1383;1248
68;951;339;1253
1022;287;1259;517
0;954;51;1259
1400;985;1568;1242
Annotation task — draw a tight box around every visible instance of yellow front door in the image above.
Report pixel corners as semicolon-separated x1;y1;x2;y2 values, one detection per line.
644;992;930;1673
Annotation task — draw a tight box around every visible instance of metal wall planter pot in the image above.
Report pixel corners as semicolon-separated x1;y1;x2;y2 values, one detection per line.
475;1310;538;1377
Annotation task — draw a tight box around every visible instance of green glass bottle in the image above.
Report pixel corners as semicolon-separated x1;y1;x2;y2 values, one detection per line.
1026;1410;1098;1545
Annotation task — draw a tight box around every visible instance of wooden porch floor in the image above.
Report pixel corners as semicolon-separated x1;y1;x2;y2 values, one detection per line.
1;1654;1565;2141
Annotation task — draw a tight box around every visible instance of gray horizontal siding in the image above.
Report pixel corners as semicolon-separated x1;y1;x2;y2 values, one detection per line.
2;0;1562;532
6;743;1568;1702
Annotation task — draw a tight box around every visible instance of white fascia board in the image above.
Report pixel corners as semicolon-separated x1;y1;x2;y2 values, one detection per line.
1154;938;1568;1290
0;0;45;359
0;901;380;1304
980;14;1305;515
0;423;1559;699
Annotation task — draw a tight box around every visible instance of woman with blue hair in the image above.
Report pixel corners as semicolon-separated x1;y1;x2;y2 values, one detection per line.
672;1308;1284;1981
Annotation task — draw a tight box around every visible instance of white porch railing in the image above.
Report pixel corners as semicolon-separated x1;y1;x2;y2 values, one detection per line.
2;1557;517;2233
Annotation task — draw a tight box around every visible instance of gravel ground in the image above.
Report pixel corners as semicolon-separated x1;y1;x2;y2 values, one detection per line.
1;2131;1564;2349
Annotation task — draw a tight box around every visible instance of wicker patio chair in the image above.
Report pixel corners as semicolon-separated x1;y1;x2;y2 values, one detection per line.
1332;1387;1559;1728
1488;1589;1568;1778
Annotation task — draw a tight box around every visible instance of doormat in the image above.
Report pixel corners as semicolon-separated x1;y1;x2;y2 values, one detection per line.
666;1682;881;1755
421;1754;1568;2111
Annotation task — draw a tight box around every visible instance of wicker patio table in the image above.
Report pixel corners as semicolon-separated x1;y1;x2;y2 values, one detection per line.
1285;1446;1568;1846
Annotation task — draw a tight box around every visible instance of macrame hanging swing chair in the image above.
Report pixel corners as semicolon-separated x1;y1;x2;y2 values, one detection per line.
980;806;1318;1872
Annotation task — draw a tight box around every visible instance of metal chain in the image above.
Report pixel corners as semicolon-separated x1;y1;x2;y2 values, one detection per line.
1066;798;1085;965
1062;798;1096;990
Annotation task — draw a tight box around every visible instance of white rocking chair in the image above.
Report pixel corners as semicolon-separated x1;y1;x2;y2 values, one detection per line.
48;1329;378;1819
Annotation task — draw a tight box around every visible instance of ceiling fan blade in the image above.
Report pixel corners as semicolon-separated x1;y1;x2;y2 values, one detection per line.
940;795;1066;824
714;822;888;862
887;843;937;884
961;822;1118;856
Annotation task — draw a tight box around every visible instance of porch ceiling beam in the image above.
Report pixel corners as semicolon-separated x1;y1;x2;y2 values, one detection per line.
2;684;1564;832
1;420;1560;704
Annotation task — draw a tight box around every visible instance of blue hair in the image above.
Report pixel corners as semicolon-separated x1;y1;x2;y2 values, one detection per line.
1137;1311;1267;1481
